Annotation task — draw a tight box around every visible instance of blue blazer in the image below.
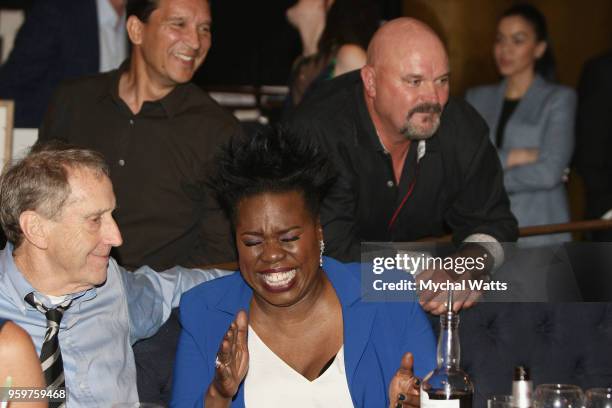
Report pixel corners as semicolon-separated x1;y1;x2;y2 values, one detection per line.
466;76;576;246
170;257;436;407
0;0;99;127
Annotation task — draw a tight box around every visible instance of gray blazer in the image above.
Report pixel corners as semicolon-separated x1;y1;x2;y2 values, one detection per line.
466;75;576;246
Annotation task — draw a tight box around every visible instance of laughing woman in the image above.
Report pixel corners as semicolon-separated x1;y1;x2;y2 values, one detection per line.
170;127;435;408
466;4;576;247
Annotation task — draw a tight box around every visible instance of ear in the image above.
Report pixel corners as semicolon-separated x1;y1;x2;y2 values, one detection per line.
18;211;49;250
360;65;377;99
534;41;547;60
126;15;145;46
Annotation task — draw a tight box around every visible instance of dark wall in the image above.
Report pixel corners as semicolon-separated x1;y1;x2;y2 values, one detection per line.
403;0;612;95
0;0;31;9
194;0;301;86
194;0;402;87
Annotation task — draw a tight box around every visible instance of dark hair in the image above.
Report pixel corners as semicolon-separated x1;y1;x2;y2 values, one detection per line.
500;3;556;81
318;0;381;60
126;0;160;22
211;126;336;224
0;142;109;247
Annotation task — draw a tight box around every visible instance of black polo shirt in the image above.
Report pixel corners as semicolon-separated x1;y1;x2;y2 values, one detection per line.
39;65;240;270
288;71;518;262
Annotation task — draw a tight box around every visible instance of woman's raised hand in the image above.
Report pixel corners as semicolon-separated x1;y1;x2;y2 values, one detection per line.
206;310;249;406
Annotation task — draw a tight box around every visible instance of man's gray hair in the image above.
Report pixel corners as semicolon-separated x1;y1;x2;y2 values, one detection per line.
0;142;110;247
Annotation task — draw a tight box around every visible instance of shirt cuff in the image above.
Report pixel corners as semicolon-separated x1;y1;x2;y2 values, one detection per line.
463;233;504;271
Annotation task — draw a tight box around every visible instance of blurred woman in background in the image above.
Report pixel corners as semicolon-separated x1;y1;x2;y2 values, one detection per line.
466;3;576;247
284;0;380;113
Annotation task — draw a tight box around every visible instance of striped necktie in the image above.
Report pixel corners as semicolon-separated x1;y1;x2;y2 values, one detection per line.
25;292;72;408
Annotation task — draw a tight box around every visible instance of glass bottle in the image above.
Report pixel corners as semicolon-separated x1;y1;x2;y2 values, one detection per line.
512;366;533;408
421;291;474;408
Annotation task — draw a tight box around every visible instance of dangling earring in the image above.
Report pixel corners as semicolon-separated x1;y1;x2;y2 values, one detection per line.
319;239;325;267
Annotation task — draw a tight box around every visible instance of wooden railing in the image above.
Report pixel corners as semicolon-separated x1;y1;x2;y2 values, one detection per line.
519;218;612;237
418;218;612;242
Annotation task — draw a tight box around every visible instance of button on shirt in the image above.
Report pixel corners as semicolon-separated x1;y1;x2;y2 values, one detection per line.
0;245;232;407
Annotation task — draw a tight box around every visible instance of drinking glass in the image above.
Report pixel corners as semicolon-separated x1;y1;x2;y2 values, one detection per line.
534;384;584;408
586;388;612;408
487;394;513;408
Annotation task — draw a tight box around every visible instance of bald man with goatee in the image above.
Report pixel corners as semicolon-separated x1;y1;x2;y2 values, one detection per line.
288;18;518;314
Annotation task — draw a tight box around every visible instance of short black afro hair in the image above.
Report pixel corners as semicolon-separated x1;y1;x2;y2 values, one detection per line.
211;125;336;223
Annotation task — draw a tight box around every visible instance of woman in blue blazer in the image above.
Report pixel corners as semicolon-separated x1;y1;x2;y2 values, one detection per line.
170;127;435;407
466;4;576;247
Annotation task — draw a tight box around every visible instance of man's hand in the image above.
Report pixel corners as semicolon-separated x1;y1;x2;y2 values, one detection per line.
416;244;492;315
388;352;421;408
205;310;249;407
416;267;482;315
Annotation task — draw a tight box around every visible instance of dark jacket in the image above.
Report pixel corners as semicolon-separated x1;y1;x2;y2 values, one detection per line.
0;0;99;127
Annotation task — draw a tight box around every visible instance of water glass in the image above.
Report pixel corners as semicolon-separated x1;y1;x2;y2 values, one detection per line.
586;388;612;408
534;384;584;408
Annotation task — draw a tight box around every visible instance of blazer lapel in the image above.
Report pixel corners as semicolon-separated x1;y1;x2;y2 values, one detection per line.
211;275;252;407
509;75;546;125
324;258;377;389
343;299;377;390
215;275;252;315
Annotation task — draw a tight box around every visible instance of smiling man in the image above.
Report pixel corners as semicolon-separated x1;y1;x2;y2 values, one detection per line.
287;18;518;313
0;144;229;407
37;0;241;402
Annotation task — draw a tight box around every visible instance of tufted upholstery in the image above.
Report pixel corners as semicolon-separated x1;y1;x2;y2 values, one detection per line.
437;303;612;408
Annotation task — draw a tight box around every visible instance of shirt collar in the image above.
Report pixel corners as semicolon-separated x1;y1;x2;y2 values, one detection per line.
1;243;33;314
103;60;194;119
1;244;96;314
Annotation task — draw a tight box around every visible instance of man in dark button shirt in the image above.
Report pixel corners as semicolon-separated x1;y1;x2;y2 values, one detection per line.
37;0;240;403
288;18;518;314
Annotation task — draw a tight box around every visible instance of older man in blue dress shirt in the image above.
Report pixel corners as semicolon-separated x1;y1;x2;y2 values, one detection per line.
0;144;229;407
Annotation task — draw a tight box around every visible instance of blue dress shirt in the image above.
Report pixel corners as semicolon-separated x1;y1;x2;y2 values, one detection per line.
0;244;232;407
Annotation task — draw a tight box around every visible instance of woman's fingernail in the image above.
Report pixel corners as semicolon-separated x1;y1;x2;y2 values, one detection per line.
395;404;402;408
398;393;406;401
414;378;421;387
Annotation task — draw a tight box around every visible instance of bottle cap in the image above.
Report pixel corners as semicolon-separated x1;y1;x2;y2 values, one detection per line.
513;366;530;381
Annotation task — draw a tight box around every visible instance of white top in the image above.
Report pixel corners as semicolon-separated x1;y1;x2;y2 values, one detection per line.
96;0;127;72
244;326;354;408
